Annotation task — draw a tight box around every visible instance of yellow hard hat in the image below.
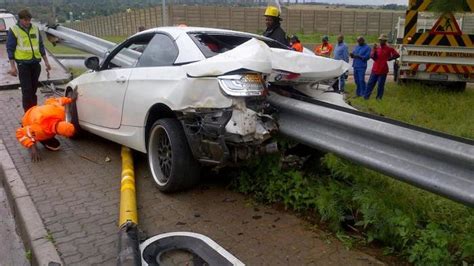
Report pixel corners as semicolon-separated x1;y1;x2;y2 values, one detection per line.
265;6;279;17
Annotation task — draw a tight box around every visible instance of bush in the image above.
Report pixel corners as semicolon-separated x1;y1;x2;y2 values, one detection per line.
233;83;474;264
232;151;474;264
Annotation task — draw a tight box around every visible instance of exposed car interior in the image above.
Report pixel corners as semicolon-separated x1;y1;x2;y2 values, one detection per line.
189;32;289;58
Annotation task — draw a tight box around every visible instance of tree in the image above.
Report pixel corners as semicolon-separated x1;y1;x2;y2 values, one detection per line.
428;0;471;13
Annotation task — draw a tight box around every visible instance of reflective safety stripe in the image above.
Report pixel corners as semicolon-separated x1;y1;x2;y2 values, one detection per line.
11;25;41;60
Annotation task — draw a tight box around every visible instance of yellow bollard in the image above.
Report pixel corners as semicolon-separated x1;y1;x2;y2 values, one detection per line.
118;146;140;266
119;146;138;227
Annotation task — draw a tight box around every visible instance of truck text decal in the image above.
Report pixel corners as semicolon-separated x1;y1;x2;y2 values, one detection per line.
408;50;474;58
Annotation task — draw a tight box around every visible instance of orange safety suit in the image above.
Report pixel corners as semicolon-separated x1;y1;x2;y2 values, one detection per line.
16;97;75;148
314;43;334;57
291;42;303;52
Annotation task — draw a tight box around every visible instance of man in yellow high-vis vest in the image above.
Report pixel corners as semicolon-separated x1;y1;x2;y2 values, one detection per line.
7;9;51;112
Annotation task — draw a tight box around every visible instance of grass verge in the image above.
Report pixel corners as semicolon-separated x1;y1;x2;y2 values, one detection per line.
296;33;379;45
68;67;87;78
345;82;474;139
233;82;474;264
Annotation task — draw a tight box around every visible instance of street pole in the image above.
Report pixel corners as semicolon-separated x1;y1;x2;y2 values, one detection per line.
162;0;168;26
52;0;56;24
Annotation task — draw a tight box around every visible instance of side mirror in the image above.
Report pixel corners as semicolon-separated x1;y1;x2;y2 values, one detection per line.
84;56;100;71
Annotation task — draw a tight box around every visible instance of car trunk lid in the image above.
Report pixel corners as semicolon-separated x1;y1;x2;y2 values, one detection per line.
184;38;349;85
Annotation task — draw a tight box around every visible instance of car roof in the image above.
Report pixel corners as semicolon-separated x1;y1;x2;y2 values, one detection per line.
126;26;288;64
0;13;15;19
133;26;271;42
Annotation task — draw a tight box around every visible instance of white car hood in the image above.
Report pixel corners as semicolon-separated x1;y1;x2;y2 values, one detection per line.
184;38;350;83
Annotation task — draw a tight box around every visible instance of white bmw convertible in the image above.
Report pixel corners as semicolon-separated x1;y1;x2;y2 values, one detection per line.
64;26;349;192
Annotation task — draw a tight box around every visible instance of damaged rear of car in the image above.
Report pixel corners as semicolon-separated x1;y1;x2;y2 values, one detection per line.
151;37;280;192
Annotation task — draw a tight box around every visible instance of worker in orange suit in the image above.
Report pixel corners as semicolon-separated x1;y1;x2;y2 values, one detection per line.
290;35;303;52
314;35;333;57
16;96;76;162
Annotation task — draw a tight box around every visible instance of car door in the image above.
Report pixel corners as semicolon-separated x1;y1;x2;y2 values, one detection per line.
121;33;183;126
76;35;152;129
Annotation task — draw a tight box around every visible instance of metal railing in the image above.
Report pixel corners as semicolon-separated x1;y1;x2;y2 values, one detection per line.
43;25;142;68
269;93;474;207
42;25;115;57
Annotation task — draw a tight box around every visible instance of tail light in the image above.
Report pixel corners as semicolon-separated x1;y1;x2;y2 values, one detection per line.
217;73;266;97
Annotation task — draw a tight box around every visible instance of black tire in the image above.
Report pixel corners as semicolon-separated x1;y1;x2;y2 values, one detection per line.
147;118;200;192
65;90;82;138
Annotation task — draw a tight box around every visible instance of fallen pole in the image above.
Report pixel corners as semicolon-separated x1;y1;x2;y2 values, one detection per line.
117;146;140;266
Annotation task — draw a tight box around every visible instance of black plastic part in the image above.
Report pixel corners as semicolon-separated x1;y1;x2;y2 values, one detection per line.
117;222;141;266
142;235;234;266
181;110;232;164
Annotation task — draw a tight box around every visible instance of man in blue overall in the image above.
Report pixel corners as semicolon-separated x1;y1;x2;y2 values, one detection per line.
350;36;371;97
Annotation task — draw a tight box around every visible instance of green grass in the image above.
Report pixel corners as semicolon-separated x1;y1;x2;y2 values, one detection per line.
233;82;474;265
296;33;379;45
45;42;87;55
25;250;32;262
45;231;55;244
45;35;127;55
345;82;474;139
69;67;87;78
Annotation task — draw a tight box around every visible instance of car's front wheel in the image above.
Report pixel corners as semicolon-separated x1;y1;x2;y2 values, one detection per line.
147;118;200;192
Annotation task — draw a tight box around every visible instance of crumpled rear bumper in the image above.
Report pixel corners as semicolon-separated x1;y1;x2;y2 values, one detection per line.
180;97;277;165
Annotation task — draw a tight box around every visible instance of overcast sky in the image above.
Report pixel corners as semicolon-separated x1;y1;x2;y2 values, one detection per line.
297;0;408;5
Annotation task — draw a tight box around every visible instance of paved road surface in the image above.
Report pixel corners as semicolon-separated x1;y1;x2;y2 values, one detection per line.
0;89;383;265
0;44;71;90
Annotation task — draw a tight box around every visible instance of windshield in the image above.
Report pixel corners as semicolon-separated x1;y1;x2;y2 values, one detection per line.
0;19;5;31
188;32;289;58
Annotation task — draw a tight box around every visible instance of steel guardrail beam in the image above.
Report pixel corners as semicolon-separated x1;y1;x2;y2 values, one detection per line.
268;93;474;207
41;25;141;67
41;25;115;57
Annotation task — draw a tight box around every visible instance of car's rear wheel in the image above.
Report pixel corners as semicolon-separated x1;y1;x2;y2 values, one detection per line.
65;89;81;138
147;118;200;192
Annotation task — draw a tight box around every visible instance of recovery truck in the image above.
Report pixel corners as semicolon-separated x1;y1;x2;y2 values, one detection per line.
394;0;474;90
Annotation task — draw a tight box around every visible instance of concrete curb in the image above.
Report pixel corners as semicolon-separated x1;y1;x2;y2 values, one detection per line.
0;139;63;266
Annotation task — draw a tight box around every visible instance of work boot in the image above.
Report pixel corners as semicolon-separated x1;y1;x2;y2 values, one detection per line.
41;137;61;151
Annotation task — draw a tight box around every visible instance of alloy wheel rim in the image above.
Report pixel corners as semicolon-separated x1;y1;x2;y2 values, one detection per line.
157;129;172;179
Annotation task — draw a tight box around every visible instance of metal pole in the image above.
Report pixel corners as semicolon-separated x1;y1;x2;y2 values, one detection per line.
162;0;168;26
52;0;57;24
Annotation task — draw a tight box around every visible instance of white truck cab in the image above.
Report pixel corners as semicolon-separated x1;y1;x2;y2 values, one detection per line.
0;10;17;42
